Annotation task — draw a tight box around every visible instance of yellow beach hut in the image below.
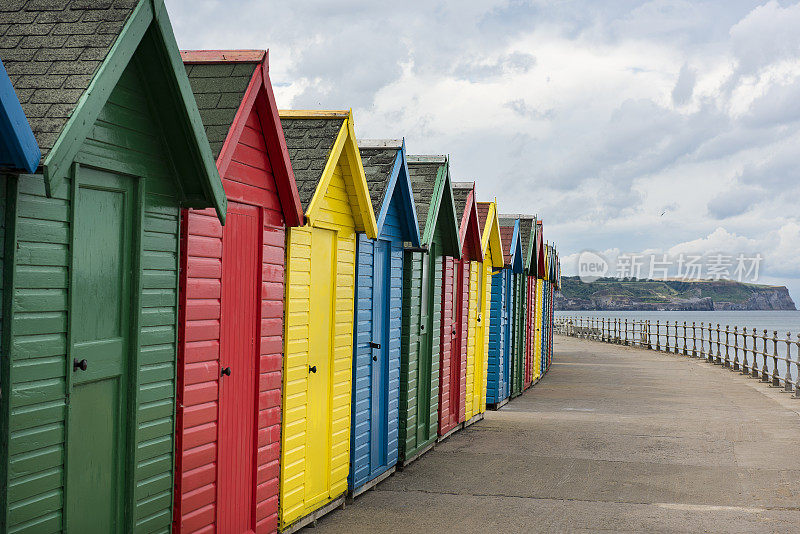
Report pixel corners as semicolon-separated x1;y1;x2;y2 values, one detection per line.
279;110;377;530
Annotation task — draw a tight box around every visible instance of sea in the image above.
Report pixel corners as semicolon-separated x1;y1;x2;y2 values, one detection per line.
554;310;800;379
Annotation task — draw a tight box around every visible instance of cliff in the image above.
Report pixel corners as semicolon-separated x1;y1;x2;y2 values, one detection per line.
555;277;796;311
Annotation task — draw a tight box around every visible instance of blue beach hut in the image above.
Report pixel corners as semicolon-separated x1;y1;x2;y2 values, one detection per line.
487;217;523;408
350;139;421;496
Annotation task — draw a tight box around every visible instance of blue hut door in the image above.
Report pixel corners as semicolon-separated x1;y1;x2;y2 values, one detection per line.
370;239;391;474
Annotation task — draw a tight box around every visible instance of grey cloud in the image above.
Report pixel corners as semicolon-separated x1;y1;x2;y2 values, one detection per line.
452;52;536;81
671;63;695;105
707;187;765;219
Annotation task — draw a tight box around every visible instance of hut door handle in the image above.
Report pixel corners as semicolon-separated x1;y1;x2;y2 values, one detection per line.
373;355;378;362
369;342;381;349
73;358;88;372
309;365;317;374
221;367;231;377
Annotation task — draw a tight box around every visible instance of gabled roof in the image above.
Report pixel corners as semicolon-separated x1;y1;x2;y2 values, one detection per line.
452;181;483;261
498;217;524;274
0;59;39;173
500;214;534;273
279;109;377;237
536;220;546;278
2;0;227;222
183;49;303;227
477;200;504;268
407;155;460;257
359;138;420;245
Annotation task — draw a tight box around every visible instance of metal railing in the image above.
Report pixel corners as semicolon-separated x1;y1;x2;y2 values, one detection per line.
555;316;800;397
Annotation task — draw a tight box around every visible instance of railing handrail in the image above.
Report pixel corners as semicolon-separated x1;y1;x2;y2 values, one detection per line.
554;315;800;397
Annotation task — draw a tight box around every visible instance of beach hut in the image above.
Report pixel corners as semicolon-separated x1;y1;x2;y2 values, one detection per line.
173;50;303;534
535;225;547;380
491;217;523;402
0;2;227;532
278;110;377;530
349;139;420;496
442;182;483;437
399;155;460;465
471;201;504;421
479;203;511;408
509;215;535;391
526;220;542;384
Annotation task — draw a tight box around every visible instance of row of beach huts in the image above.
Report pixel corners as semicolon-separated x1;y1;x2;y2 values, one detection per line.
0;2;561;533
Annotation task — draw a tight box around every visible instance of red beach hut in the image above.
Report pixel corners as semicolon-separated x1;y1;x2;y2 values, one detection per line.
439;182;485;438
174;50;303;534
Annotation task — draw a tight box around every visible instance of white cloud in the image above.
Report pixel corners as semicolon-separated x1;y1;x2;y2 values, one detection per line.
164;0;800;300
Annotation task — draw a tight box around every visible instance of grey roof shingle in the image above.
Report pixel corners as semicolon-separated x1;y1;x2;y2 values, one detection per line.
1;0;140;158
407;157;444;240
451;181;472;222
280;116;344;210
499;214;534;268
184;62;257;160
359;146;398;214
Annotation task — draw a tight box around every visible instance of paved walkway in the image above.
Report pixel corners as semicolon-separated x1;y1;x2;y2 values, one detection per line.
315;336;800;533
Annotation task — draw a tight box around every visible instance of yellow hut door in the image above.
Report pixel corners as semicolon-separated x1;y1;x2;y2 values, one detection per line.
306;226;336;506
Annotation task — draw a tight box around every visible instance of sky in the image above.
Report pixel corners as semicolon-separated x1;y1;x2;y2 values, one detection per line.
167;0;800;301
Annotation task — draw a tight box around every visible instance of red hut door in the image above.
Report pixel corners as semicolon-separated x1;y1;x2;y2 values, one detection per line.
453;259;469;421
218;202;260;532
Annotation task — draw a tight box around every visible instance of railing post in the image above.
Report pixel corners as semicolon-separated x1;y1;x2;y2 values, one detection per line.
655;320;660;351
795;334;800;398
751;328;759;378
784;332;793;393
761;330;770;382
732;326;739;370
692;322;697;357
724;325;730;367
665;321;671;352
772;330;780;387
707;323;713;362
699;322;704;359
715;324;721;363
674;321;679;354
741;327;749;375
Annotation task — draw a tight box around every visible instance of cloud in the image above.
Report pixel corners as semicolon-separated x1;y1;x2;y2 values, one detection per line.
672;63;696;105
163;0;800;301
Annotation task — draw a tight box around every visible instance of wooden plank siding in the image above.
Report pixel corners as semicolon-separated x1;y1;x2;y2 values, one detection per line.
174;94;285;534
2;56;192;533
280;152;362;528
350;186;405;491
464;260;479;420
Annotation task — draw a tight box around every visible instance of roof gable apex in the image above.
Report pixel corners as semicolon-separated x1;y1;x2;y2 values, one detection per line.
183;50;303;227
298;110;377;237
0;59;39;173
454;183;483;262
509;219;524;273
36;0;226;222
373;140;421;245
478;200;505;268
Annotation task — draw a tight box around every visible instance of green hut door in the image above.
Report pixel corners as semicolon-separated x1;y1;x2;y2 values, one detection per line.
66;167;136;533
417;245;432;446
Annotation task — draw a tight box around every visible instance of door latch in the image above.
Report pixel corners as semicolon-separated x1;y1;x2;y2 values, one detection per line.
369;342;381;349
221;367;231;377
309;365;317;373
73;358;88;372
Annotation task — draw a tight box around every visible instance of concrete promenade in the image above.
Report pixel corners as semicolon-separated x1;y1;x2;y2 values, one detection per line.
315;336;800;533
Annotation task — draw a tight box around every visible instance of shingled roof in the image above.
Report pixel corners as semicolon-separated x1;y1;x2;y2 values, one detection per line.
500;214;534;270
477;201;491;232
358;141;400;213
1;0;140;158
184;60;258;160
280;115;345;210
499;224;515;266
407;156;445;239
451;181;472;220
